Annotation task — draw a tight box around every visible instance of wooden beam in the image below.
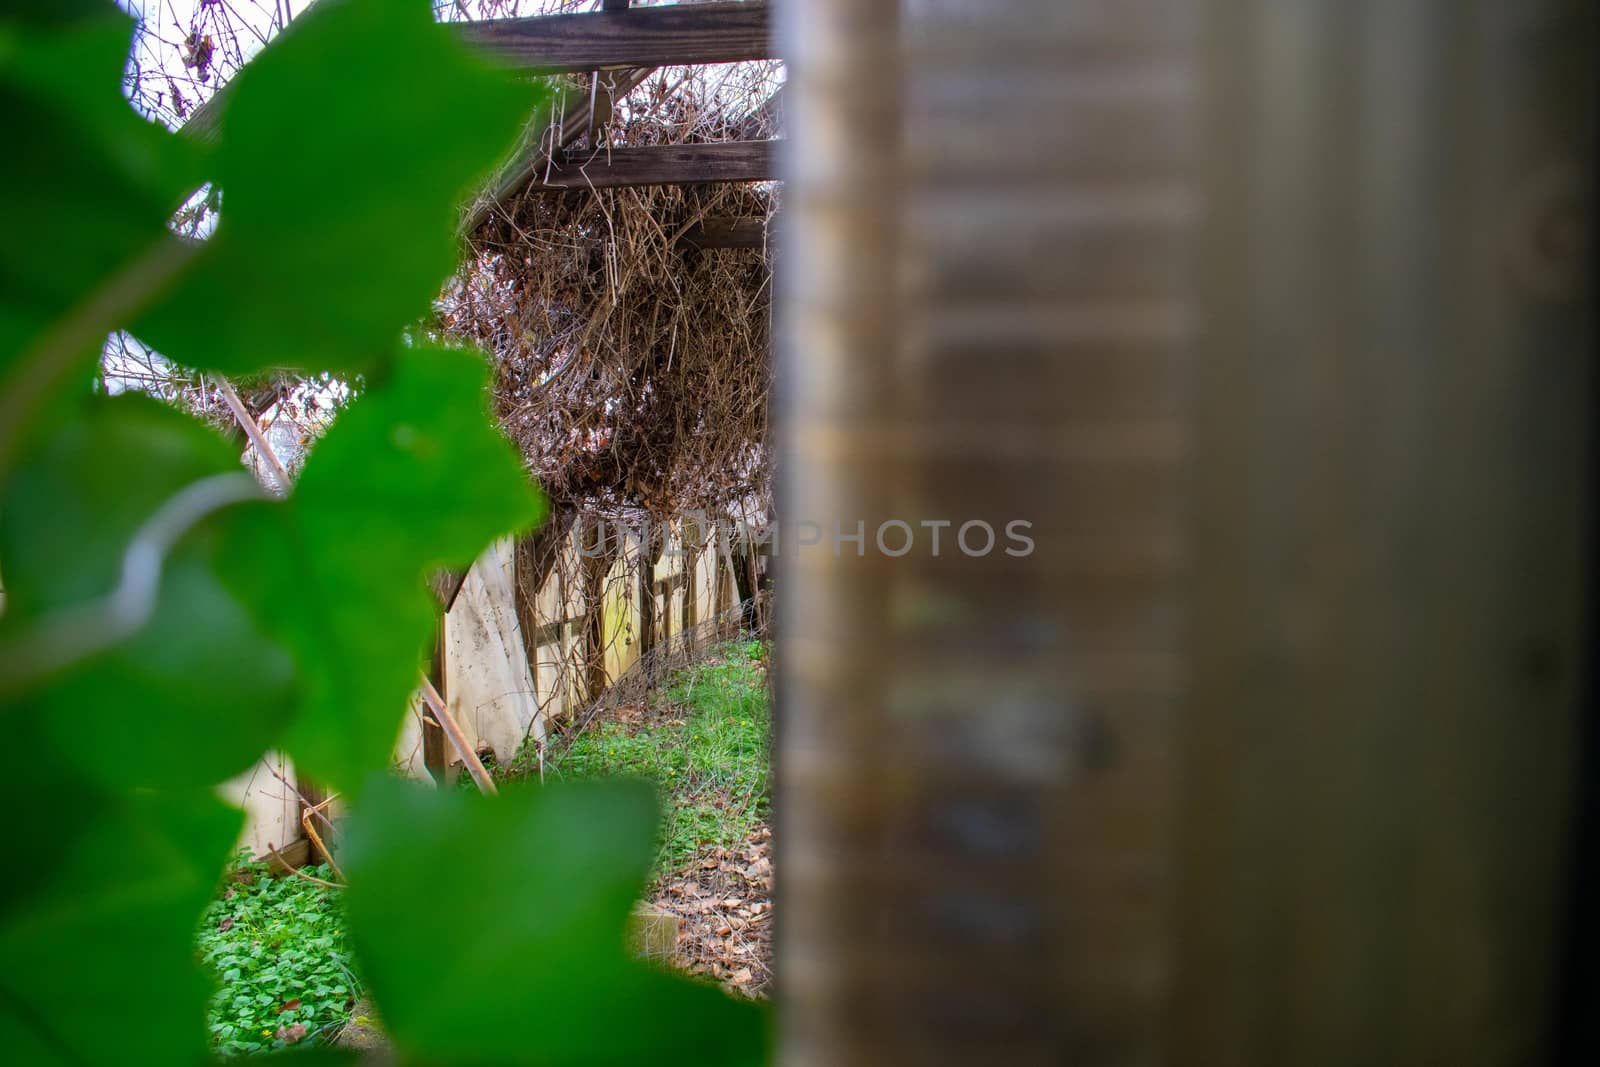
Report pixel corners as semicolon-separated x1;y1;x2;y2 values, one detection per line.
422;619;448;787
580;517;609;704
681;216;774;250
529;141;778;190
255;838;313;878
589;1;631;140
638;545;656;658
184;2;773;144
465;66;653;232
461;2;773;75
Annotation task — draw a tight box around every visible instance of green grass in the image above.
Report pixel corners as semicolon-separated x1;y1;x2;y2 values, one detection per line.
197;855;359;1056
523;638;771;879
192;639;768;1056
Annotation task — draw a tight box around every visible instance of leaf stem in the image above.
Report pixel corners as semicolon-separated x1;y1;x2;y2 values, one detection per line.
0;471;262;698
0;237;201;478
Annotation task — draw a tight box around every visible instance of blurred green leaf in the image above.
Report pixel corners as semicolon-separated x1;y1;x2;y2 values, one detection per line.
226;345;543;791
209;1052;360;1066
344;777;771;1066
135;0;540;376
0;771;240;1065
0;3;202;473
0;394;297;789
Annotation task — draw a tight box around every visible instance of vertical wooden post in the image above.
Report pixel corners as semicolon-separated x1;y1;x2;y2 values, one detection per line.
681;517;699;654
778;0;904;1062
422;617;448;786
779;0;1195;1062
1171;2;1596;1062
782;0;1597;1056
588;1;632;142
556;554;572;716
582;516;610;703
637;534;656;661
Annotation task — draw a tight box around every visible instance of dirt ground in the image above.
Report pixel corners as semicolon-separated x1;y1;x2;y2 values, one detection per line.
654;821;774;998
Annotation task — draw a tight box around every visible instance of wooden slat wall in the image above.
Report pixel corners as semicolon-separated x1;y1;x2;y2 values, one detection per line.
524;517;746;725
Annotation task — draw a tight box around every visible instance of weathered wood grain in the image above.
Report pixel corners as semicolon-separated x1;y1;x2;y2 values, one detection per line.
461;1;773;75
528;141;778;190
183;3;774;142
680;216;774;249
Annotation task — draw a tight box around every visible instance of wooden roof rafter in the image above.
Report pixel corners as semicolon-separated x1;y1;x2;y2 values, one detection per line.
459;1;772;76
524;140;779;191
460;3;782;232
184;1;778;143
177;2;785;236
464;64;656;233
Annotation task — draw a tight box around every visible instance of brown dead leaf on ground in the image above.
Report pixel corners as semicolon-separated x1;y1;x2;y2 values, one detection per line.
651;822;773;998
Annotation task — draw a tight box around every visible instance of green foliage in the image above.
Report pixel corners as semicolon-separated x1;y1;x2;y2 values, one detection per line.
0;3;202;472
0;395;295;788
344;777;770;1066
223;345;545;792
0;0;768;1063
135;0;534;377
0;767;242;1065
542;640;772;877
199;858;357;1057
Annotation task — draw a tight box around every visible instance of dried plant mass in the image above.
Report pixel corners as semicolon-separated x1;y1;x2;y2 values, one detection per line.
449;70;778;524
123;2;779;530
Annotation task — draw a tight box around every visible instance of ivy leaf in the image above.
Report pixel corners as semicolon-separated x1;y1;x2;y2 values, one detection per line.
227;345;543;792
0;766;240;1066
344;777;772;1066
0;3;203;473
0;395;297;789
135;0;541;377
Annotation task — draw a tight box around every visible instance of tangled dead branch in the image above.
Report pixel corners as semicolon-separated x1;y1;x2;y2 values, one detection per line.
447;62;779;524
125;4;779;532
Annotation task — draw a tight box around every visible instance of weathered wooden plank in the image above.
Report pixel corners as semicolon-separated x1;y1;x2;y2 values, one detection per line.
681;216;774;249
257;838;313;878
778;0;1197;1063
532;615;589;650
422;620;448;786
184;2;773;143
465;66;653;233
651;570;691;594
461;1;773;75
529;141;778;190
